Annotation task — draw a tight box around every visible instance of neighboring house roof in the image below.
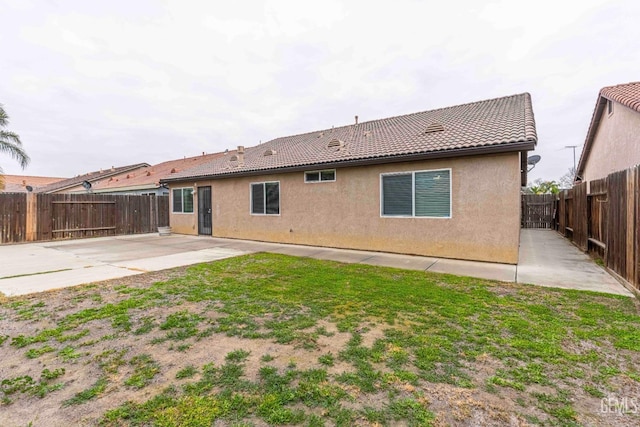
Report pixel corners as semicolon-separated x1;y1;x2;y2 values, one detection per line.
89;152;231;193
37;163;150;193
0;175;66;193
163;93;537;183
576;81;640;180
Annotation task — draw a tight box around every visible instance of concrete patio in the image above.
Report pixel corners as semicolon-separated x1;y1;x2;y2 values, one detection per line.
0;229;633;297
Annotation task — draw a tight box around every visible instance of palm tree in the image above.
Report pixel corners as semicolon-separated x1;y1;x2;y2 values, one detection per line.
0;104;29;190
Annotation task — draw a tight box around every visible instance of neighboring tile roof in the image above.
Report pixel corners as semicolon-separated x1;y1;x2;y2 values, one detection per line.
576;82;640;179
600;81;640;113
164;93;537;182
90;152;230;192
0;175;66;193
37;163;150;193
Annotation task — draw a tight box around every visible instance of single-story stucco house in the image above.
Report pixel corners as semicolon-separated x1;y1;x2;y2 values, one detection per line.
162;93;538;264
576;81;640;184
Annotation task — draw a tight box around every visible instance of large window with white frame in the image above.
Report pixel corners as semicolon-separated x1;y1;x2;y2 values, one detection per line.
304;169;336;183
251;181;280;215
380;169;451;218
172;188;194;213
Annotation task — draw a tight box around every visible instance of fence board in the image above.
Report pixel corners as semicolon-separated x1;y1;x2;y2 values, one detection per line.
607;170;628;283
573;182;588;251
0;193;27;243
558;191;566;235
629;168;638;288
636;168;640;288
157;195;169;227
587;177;608;258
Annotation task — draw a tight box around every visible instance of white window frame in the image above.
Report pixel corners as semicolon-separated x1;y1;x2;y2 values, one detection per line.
607;99;614;115
250;181;280;216
172;187;194;214
379;168;452;219
304;169;337;183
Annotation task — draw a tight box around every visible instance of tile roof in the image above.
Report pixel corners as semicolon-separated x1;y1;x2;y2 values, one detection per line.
0;175;66;193
600;81;640;113
37;163;150;193
576;82;640;179
90;152;230;192
164;93;537;182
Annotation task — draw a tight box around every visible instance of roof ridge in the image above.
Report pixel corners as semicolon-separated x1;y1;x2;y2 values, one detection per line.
163;92;537;183
259;92;531;144
36;162;151;193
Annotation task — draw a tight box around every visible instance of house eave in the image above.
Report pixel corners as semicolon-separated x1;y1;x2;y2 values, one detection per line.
161;140;536;184
69;184;161;194
575;95;608;182
39;163;151;194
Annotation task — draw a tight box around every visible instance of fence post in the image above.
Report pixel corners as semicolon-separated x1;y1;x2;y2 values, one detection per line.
25;192;38;241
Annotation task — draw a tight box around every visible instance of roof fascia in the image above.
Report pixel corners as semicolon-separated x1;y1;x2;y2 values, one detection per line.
40;164;150;193
162;140;535;183
575;95;607;181
91;184;159;193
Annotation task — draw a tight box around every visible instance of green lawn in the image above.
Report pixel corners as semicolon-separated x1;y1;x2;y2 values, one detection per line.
1;253;639;426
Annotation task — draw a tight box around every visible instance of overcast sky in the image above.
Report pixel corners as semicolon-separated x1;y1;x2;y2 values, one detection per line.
1;0;639;183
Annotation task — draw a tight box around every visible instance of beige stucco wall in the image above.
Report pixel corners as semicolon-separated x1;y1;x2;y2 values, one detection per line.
168;152;522;263
582;102;640;182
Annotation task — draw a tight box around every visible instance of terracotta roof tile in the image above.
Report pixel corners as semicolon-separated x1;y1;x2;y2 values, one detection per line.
90;152;230;191
576;81;640;178
0;175;66;193
165;93;537;181
37;163;150;193
600;81;640;113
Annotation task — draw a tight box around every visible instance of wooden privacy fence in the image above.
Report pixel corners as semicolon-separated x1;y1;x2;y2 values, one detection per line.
521;194;556;229
0;193;27;243
557;165;639;292
0;193;169;244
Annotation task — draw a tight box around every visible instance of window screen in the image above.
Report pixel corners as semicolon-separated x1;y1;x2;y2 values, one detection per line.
251;182;279;215
265;182;280;214
183;188;194;213
381;169;451;218
320;170;336;181
251;183;265;214
172;188;194;213
415;171;450;217
305;169;336;183
305;172;320;182
382;174;412;216
172;189;182;213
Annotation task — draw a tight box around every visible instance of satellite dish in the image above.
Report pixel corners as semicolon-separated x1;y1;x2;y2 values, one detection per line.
25;185;33;192
82;180;92;191
527;155;541;166
527;155;541;172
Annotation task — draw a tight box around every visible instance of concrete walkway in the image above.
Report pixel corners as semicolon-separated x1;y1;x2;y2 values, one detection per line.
0;230;633;297
517;229;632;296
